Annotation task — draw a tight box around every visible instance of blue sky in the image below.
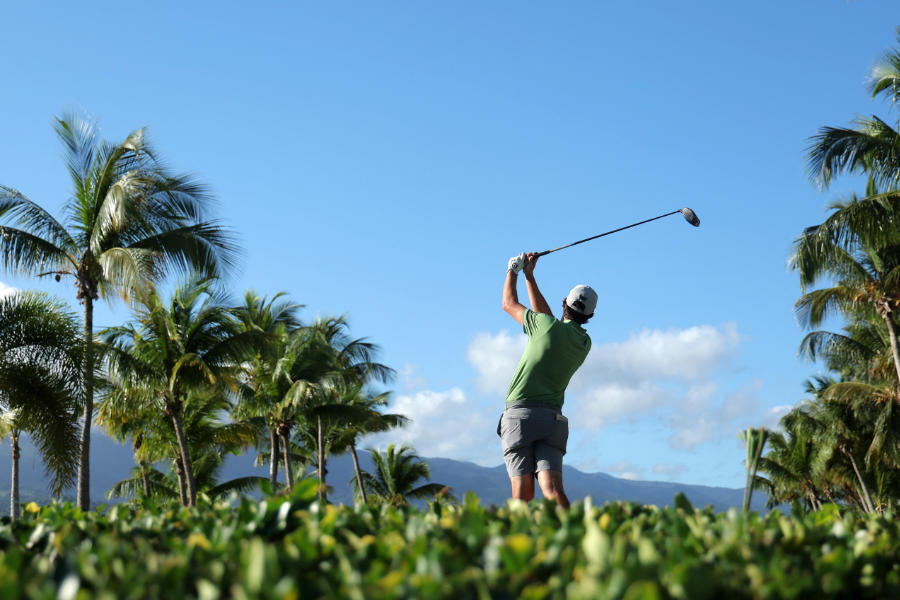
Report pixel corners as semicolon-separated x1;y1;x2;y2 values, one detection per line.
1;1;897;489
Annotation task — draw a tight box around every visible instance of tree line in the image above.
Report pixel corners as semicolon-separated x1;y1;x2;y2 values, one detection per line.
750;29;900;512
0;112;444;518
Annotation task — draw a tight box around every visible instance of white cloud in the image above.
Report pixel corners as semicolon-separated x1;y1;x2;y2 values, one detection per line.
0;281;18;299
466;331;526;396
364;387;499;466
397;364;428;393
465;324;766;452
377;322;772;473
667;380;764;449
572;323;741;389
761;404;793;431
668;413;718;449
574;381;671;429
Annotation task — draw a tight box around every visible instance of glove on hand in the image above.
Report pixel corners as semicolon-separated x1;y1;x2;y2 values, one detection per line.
507;253;525;274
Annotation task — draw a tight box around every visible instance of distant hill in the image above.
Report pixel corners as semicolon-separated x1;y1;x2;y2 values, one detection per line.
0;433;768;512
322;454;769;512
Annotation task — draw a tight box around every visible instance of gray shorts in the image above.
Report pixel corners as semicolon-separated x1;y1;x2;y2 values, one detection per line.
497;405;568;477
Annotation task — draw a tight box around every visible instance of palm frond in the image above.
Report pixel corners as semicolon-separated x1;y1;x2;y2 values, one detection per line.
807;116;900;190
207;476;268;499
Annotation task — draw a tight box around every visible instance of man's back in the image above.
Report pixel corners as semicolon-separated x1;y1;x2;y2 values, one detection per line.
505;309;591;409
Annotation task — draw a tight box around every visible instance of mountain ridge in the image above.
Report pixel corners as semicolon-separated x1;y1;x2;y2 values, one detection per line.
0;432;768;511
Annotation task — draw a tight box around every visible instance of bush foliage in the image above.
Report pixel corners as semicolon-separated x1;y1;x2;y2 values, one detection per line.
2;482;899;599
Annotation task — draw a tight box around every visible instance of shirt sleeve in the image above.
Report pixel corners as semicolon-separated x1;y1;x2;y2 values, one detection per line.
522;308;557;337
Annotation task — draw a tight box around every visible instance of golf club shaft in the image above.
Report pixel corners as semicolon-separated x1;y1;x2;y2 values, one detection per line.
536;210;683;257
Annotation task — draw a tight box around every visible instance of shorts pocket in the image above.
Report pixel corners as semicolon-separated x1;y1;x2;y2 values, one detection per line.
548;418;569;453
500;418;525;450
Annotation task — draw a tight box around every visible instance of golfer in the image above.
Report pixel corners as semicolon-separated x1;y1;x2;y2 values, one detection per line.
499;251;596;508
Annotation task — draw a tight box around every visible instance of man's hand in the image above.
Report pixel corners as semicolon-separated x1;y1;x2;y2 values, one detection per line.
508;252;525;274
523;252;539;278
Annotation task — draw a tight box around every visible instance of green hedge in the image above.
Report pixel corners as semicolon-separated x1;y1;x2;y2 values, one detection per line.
1;481;898;599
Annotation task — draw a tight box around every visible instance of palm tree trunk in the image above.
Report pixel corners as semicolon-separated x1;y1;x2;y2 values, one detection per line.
170;405;197;506
10;431;20;521
140;462;151;498
281;432;294;491
350;440;367;504
174;457;188;507
808;491;822;511
269;427;280;488
76;294;93;511
741;428;768;511
843;447;875;513
317;413;327;503
879;306;900;384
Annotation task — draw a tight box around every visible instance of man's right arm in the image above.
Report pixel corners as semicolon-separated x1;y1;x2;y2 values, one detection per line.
523;252;553;317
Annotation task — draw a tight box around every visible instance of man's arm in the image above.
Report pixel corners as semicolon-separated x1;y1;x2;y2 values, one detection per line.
523;252;553;316
502;269;526;325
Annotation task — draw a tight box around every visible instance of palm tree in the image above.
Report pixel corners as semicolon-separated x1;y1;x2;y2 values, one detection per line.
357;444;447;507
261;316;392;501
290;318;393;502
740;427;769;511
256;323;330;492
0;292;82;510
0;112;238;509
95;391;158;499
812;388;876;512
756;406;828;511
232;291;303;489
101;276;256;506
106;390;266;503
807;28;900;190
822;378;900;503
326;384;406;504
0;409;22;519
791;191;900;383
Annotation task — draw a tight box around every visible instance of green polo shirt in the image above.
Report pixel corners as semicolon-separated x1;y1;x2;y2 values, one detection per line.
504;308;592;409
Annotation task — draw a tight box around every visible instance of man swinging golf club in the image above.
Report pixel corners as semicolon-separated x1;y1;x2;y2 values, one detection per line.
499;251;596;509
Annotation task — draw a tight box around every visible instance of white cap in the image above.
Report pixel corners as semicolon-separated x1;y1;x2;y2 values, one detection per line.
565;285;597;316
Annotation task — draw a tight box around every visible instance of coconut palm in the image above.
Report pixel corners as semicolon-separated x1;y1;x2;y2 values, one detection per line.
0;409;22;519
772;378;875;511
232;291;303;488
259;316;392;500
0;292;82;508
280;318;393;502
106;390;266;503
95;390;158;498
0;112;238;509
257;323;331;492
326;384;406;504
740;427;769;511
292;382;401;504
791;191;900;383
357;444;447;507
101;276;257;506
807;28;900;190
756;406;828;511
813;392;876;512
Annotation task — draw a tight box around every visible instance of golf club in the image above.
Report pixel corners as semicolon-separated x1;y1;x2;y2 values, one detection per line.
535;207;700;257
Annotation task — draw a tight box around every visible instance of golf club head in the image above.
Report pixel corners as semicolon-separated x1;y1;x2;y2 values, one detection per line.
680;208;700;227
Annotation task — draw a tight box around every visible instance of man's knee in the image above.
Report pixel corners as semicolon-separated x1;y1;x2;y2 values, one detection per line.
537;470;565;495
511;474;535;500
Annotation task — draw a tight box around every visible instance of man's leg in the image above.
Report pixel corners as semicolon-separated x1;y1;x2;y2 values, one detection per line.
510;474;535;501
536;470;570;509
500;408;537;502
